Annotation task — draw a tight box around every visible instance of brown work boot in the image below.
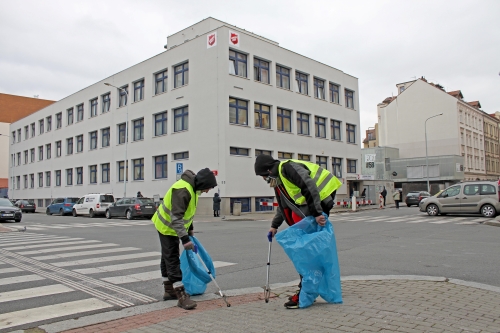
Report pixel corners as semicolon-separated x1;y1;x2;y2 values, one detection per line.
174;285;197;310
163;281;177;300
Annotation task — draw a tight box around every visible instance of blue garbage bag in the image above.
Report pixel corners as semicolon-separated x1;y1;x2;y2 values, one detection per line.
275;213;342;308
180;236;216;296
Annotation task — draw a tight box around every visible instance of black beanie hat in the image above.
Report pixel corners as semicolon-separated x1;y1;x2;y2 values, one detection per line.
194;168;218;191
254;154;279;176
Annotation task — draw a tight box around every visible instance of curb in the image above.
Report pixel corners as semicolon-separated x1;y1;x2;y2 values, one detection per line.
483;220;500;227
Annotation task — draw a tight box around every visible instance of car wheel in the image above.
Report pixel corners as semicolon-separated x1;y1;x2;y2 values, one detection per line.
406;204;411;207
89;209;95;218
46;208;52;215
59;209;64;216
15;218;21;223
426;204;439;216
72;209;77;217
126;210;133;220
481;204;496;218
105;210;111;219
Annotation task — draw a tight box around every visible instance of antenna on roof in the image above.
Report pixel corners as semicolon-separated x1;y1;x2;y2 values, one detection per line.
33;95;39;98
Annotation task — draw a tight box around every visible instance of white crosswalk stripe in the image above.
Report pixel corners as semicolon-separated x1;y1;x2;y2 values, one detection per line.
330;214;483;225
17;243;119;255
73;259;160;274
51;252;160;267
23;220;153;230
33;247;140;260
0;274;45;285
0;284;73;303
4;240;100;251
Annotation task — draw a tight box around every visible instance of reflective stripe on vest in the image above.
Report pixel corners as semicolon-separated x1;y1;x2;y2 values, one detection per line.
278;159;342;205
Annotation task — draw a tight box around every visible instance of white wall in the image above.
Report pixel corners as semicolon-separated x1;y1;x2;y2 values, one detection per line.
0;122;10;180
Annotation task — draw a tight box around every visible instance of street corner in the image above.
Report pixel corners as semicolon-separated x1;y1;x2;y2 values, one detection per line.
483;219;500;227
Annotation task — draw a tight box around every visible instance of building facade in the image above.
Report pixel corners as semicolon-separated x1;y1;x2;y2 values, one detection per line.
8;18;361;214
362;123;378;148
483;112;500;178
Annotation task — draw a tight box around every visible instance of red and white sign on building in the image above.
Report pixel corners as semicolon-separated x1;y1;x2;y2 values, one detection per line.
207;32;217;49
229;30;240;47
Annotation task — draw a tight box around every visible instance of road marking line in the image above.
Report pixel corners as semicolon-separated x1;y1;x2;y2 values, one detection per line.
4;240;100;251
455;222;479;225
51;252;160;267
0;298;113;330
32;247;141;260
0;237;83;248
73;259;160;274
406;219;431;223
0;284;74;303
0;235;65;242
17;243;118;255
0;267;23;274
0;274;45;286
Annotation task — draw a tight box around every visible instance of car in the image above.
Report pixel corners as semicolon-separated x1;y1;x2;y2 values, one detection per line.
0;198;22;222
106;197;157;220
72;193;115;218
14;200;36;213
419;180;500;218
46;197;80;216
405;191;431;207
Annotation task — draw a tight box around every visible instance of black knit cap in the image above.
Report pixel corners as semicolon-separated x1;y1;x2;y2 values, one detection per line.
254;154;279;176
194;168;218;191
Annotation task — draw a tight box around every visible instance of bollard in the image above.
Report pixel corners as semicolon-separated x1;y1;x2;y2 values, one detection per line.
352;196;357;211
379;194;384;209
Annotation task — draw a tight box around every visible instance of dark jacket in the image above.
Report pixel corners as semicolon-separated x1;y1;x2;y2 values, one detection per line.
381;187;387;197
213;193;221;210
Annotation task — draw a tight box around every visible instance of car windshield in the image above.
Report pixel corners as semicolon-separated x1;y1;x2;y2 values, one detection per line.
100;195;115;203
68;197;80;203
138;198;154;204
407;193;419;197
0;199;14;207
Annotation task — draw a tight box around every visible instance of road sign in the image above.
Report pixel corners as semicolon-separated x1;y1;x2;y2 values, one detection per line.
176;163;183;180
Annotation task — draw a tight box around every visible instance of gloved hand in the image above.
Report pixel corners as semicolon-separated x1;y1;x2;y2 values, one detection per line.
315;215;326;226
188;230;194;236
183;241;194;250
268;227;278;238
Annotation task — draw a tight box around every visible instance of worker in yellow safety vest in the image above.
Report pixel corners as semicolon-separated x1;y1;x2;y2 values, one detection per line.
152;168;217;310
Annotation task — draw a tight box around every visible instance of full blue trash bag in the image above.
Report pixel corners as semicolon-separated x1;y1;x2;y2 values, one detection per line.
276;213;342;308
180;236;216;296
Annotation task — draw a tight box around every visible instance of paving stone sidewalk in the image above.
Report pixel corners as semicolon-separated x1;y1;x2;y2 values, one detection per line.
57;278;500;333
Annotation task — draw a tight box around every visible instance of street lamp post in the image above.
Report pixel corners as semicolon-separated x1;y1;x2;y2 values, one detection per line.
104;83;129;198
0;133;15;199
425;113;443;192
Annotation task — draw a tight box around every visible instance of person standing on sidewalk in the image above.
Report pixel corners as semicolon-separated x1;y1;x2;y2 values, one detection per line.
381;186;387;206
393;189;401;209
254;155;342;309
152;168;217;310
213;193;221;217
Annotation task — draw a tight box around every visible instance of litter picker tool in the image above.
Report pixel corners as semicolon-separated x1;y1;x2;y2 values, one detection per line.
264;231;273;303
193;244;231;307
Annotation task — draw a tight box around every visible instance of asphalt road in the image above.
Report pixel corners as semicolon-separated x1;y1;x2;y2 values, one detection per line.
1;207;499;331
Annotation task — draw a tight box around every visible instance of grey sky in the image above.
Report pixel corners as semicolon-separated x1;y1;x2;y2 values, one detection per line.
1;0;498;138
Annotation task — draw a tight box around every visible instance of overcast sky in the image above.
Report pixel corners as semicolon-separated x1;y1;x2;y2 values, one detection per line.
1;0;498;137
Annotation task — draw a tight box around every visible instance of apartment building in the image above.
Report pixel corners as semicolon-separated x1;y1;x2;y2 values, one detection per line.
483;112;500;178
362;123;378;148
8;18;361;214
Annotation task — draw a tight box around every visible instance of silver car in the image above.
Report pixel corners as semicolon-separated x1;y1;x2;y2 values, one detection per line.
419;181;500;218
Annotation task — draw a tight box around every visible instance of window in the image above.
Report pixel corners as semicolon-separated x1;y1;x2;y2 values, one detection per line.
38;146;43;160
24;175;28;188
38;173;43;187
277;108;291;132
174;107;188;132
39;119;44;134
278;152;293;160
480;184;496;195
329;83;340;104
333;158;342;177
297;112;310;135
296;71;308;95
17;129;21;142
315;116;326;138
46;143;51;159
174;62;189;88
102;93;110;113
88;131;97;150
16;152;20;165
30;174;34;188
298;154;311;161
314;78;325;99
133;79;144;102
255;149;272;156
46;171;51;187
276;65;290;89
133;158;144;180
119;86;128;107
331;120;341;140
154;155;168;179
316;156;328;169
16;176;20;189
347;159;356;173
24;126;28;139
24;150;28;164
229;50;247;77
76;135;83;152
254;103;271;129
118;123;127;144
77;104;84;121
464;185;480;196
76;167;83;185
56;140;62;157
90;98;98;117
118;161;128;182
46;116;52;131
101;163;110;183
230;147;249;156
67;108;74;125
55;170;61;186
66;168;73;185
174;151;189;160
229;98;248;125
30;148;35;162
345;89;354;109
155;112;167;136
133;118;144;141
442;185;460;198
31;123;35;137
67;138;73;155
254;58;269;84
155;70;168;95
11;131;16;144
346;124;356;143
101;127;110;147
55;112;62;128
89;165;97;184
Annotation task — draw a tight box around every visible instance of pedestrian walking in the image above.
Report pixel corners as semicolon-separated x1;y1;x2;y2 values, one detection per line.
213;193;221;217
393;189;401;209
381;186;387;206
152;168;217;310
254;155;342;309
137;191;144;198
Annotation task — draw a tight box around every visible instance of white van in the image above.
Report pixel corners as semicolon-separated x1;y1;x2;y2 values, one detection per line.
72;193;115;218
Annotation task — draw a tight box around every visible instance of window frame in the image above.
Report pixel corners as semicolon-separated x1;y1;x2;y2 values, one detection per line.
118;123;127;144
56;140;62;157
315;116;326;138
174;62;189;88
38;145;43;161
90;98;98;117
30;148;35;162
46;116;52;132
66;137;73;155
329;82;340;104
66;168;73;186
101;127;110;147
297;112;310;135
229;98;248;125
277;107;292;132
255;149;272;157
133;79;145;102
46;171;51;187
39;119;44;135
89;131;98;150
154;155;168;179
253;58;270;84
347;159;357;173
30;123;35;137
133;118;144;141
101;163;110;183
155;70;168;95
229;50;247;77
254;103;271;129
295;71;308;95
102;93;110;113
119;85;128;107
133;158;144;180
276;65;290;89
346;123;356;143
76;167;83;185
154;111;168;136
230;147;250;156
38;173;43;187
173;151;189;160
316;156;328;169
345;89;355;109
76;134;83;152
278;151;294;160
331;120;341;141
118;161;129;182
314;77;325;100
76;104;84;122
333;157;342;177
67;108;74;125
298;154;311;161
173;107;188;132
89;165;97;184
55;170;61;186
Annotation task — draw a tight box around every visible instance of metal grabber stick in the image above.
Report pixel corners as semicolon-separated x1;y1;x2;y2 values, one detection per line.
193;244;231;307
264;231;273;303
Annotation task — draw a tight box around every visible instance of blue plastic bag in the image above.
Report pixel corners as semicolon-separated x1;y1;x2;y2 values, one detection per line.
180;236;216;296
276;214;342;308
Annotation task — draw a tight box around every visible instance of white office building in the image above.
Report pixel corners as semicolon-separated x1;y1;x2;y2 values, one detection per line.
9;18;361;214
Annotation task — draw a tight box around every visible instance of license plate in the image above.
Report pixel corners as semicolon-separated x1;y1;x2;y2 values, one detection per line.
2;214;13;217
145;206;152;208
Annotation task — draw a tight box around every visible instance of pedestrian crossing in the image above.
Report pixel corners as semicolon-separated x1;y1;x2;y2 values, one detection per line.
330;214;490;225
0;232;237;331
22;219;153;230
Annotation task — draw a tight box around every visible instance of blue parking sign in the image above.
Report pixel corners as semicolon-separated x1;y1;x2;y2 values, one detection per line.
176;163;183;174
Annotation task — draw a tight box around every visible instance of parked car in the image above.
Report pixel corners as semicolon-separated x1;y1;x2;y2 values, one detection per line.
72;193;115;218
46;197;80;216
14;200;36;213
106;197;156;220
0;198;22;222
405;191;431;207
419;181;500;218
